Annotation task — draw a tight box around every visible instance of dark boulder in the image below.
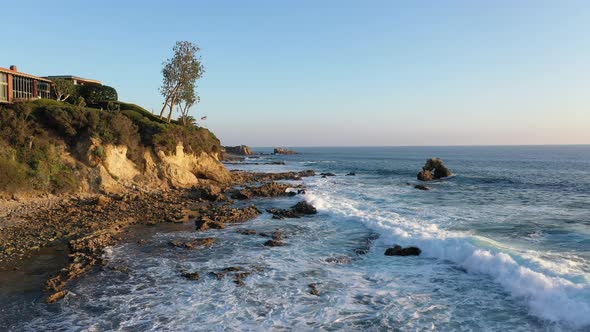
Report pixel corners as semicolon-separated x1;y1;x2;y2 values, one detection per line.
181;271;201;280
320;172;336;177
308;283;320;296
384;245;422;256
264;239;284;247
417;158;451;181
266;201;317;219
417;169;433;181
292;201;317;215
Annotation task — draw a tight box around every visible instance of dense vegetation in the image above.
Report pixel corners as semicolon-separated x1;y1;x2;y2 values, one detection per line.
0;100;221;193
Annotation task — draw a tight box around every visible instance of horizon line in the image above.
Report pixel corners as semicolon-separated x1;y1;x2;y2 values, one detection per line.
245;143;590;149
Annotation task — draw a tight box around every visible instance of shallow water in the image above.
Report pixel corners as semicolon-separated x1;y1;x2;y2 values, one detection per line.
2;146;589;331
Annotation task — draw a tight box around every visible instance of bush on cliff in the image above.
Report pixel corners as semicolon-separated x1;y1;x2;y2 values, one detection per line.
0;106;79;193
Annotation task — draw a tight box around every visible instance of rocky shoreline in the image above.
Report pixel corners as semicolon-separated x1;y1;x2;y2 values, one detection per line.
0;169;316;303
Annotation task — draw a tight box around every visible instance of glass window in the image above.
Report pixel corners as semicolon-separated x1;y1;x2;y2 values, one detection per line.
38;81;51;99
12;75;34;100
0;73;7;102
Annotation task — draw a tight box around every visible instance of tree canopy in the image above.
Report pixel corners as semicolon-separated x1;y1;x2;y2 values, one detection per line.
159;41;204;123
79;85;118;106
52;79;75;102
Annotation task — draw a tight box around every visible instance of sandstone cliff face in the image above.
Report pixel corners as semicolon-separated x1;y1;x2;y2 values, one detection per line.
84;142;230;193
156;144;230;187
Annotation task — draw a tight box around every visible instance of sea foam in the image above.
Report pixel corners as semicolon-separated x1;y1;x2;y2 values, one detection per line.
304;181;590;329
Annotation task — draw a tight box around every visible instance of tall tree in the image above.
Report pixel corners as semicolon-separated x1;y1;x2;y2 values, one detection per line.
52;79;75;102
176;82;200;125
159;41;204;123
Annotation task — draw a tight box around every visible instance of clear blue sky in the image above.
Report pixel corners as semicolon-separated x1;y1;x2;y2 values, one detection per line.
3;1;589;146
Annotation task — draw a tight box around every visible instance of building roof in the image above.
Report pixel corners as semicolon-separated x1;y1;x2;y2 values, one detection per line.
44;75;102;85
0;67;53;83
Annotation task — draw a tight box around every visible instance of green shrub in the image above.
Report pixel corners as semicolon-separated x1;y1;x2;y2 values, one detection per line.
79;85;118;105
0;148;30;192
153;125;220;156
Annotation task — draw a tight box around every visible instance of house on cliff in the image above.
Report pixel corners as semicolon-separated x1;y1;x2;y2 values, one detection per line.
0;65;53;103
43;75;102;86
0;65;103;104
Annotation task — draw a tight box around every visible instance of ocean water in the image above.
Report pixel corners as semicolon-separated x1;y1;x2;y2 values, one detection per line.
2;146;590;331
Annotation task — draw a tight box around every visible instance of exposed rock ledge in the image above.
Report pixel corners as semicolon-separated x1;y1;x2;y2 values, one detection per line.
274;147;298;155
80;141;231;193
223;145;255;156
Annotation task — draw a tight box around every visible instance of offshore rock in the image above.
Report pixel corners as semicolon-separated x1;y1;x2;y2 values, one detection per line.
384;245;422;256
224;145;254;156
273;147;298;155
308;283;320;296
266;201;317;219
417;158;451;181
417;169;433;181
264;239;285;247
181;271;201;280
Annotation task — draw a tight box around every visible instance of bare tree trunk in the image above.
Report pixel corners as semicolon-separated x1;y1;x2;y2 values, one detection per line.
179;104;188;125
160;84;180;119
167;92;178;123
159;94;171;118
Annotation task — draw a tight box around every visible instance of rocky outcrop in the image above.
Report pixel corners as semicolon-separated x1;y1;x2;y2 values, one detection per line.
266;201;317;219
169;237;217;249
231;170;315;184
195;205;261;231
263;230;285;246
47;290;68;303
273;147;297;155
224;145;254;156
231;182;298;200
384;245;422;256
181;271;201;280
191;183;227;202
157;144;231;187
84;143;232;193
417;158;451;181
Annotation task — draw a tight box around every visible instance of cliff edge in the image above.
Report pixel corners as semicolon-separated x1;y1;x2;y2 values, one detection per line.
0;99;230;196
